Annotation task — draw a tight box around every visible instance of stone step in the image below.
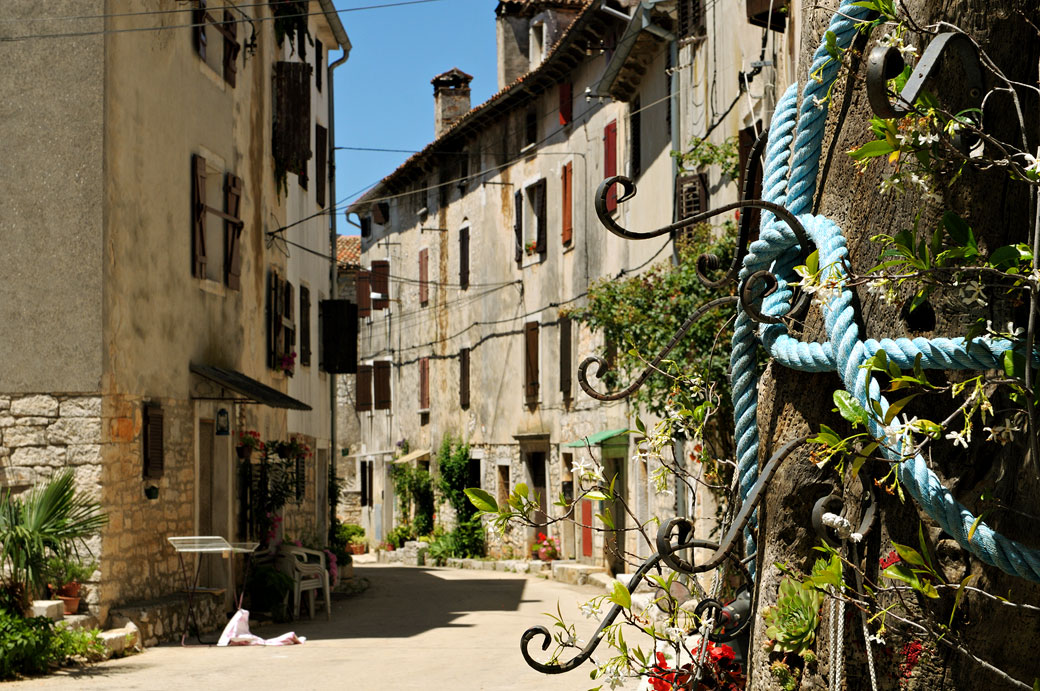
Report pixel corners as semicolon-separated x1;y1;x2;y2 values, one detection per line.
31;600;64;621
98;623;140;660
551;560;606;586
58;613;99;631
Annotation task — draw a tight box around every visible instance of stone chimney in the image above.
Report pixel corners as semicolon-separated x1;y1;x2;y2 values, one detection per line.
432;68;473;138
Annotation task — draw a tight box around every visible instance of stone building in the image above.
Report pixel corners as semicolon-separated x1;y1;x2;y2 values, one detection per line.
0;1;349;640
335;235;363;526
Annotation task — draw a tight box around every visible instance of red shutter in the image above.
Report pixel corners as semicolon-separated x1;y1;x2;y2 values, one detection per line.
460;348;470;409
535;179;547;253
514;190;523;264
604;120;618;212
374;361;392;410
356;270;371;318
356;365;372;411
419;357;430;410
315;124;327;208
559;315;572;396
192;154;207;277
143;402;164;479
459;227;470;289
558;82;572;125
222;10;239;86
581;500;593;557
561;163;573;246
371;260;390;310
224;173;243;289
419;249;429;305
524;321;539;404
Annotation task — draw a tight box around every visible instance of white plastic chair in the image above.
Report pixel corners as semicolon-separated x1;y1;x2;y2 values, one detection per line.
277;545;331;620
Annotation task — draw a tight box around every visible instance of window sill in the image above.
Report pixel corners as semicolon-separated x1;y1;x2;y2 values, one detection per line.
521;252;545;269
562;243;574;255
197;56;228;92
520;143;536;157
198;278;227;297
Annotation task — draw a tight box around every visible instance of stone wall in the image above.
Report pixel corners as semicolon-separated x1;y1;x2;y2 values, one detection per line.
338;489;362;527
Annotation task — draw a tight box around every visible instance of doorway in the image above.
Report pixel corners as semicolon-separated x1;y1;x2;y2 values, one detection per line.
601;447;627;575
197;419;231;600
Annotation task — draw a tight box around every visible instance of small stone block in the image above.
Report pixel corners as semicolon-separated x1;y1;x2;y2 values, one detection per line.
31;600;64;621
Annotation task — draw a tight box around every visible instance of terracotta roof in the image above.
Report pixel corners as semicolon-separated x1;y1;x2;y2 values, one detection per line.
337;235;361;265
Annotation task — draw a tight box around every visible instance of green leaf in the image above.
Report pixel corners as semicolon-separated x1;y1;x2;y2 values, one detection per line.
824;30;839;58
585;490;608;501
464;488;498;513
596;508;615;530
882;563;939;598
891;541;927;568
514;482;529;500
918;522;936;573
943;211;972;246
805;249;820;275
834;390;870;427
883;394;918;425
968;510;991;542
949;573;977;627
849;441;878;480
610;580;632;609
848;139;895;161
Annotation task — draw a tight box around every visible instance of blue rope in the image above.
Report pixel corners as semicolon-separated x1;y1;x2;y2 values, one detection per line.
732;1;1040;582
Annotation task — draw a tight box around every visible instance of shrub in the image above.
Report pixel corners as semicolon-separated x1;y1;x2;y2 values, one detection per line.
385;522;416;549
0;608;105;679
246;565;293;621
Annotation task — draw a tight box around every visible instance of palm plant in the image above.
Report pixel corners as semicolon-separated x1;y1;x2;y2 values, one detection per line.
0;470;107;613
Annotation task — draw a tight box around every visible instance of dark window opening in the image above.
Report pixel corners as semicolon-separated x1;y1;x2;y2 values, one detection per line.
459;227;470;289
678;0;706;39
315;39;324;91
559;315;572;397
143;402;164;479
631;97;642;179
524;321;539;406
460;347;471;409
300;286;311;367
525;108;538;147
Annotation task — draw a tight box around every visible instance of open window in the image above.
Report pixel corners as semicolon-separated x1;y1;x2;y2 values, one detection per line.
267;270;296;374
191;153;244;288
517;180;547;266
192;0;241;86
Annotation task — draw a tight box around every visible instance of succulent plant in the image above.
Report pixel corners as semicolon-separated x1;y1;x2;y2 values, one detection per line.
762;577;824;656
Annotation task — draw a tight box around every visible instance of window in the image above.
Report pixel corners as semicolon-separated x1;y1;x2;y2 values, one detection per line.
529;21;546;65
459;227;470;289
747;0;788;31
559;315;572;397
524;321;539;406
300;286;312;367
356;269;371;319
497;465;510;509
267;271;296;372
678;0;706;39
143;402;164;479
360;459;374;506
561;163;573;246
675;173;709;222
315;39;323;91
513;190;523;265
524;107;538;148
273;61;312;177
738;123;763;234
559;83;573;125
631;97;642;179
419;249;429;306
419;357;430;411
360;216;372;238
517;180;547;265
191;154;244;287
460;347;471;409
604;120;618;212
315;125;328;208
374;361;392;410
192;1;240;87
356;365;373;411
371;260;390;310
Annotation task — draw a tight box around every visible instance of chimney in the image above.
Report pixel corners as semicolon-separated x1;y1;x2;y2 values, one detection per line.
432;68;473;138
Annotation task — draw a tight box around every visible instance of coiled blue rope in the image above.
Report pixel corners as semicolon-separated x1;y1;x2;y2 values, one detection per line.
731;1;1040;582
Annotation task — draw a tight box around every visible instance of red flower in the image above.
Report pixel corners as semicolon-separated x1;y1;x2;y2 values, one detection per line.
879;549;901;569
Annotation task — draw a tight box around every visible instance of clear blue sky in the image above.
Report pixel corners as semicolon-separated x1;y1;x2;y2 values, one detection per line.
331;0;498;235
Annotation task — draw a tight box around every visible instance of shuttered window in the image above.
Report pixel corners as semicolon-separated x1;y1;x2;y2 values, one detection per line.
300;286;311;367
459;227;470;290
315;124;327;208
525;107;537;146
678;0;706;38
273;61;313;177
513;191;523;265
356;365;373;411
419;249;429;306
604;120;618;212
559;315;572;397
460;348;471;409
559;82;572;125
360;459;370;506
419;357;430;410
374;361;392;410
524;321;539;405
143;403;164;479
561;162;573;246
356;270;371;318
675;173;709;221
533;179;547;253
631;97;642;179
315;39;323;91
222;10;239;86
193;0;208;60
371;260;390;310
224;173;243;289
192;154;208;278
267;271;297;372
193;155;244;286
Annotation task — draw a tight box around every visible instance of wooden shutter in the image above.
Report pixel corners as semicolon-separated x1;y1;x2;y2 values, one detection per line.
267;271;280;369
631;98;642;178
222;10;239;86
192;154;207;277
356;365;372;411
193;0;207;60
678;0;706;38
224;173;243;289
371;260;390;310
143;402;164;479
559;315;572;396
514;190;523;264
315;39;323;91
300;286;311;366
360;459;370;505
374;361;392;410
561;163;573;246
356;270;371;318
419;249;429;305
675;173;709;221
273;61;313;177
284;281;295;361
315;125;327;208
737;124;763;234
559;82;572;125
524;321;539;404
459;227;470;289
460;348;470;409
604;120;618;212
534;179;547;253
419;357;430;410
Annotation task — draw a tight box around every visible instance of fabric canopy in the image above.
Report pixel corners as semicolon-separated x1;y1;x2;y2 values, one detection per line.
562;428;629;448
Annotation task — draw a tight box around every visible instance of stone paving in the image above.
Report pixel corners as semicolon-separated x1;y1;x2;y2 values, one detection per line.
6;560;639;690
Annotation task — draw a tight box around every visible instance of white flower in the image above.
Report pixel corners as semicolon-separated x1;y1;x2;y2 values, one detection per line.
984;420;1017;445
879;175;901;195
878;33;896;48
918;131;939;145
1024;154;1040;176
868;633;886;646
664;626;686;644
945;429;969;448
883;415;917;452
573;456;605;484
559;629;576;646
793;264;818;294
898;42;918;59
580;600;602;619
959;280;986;307
812;94;828;110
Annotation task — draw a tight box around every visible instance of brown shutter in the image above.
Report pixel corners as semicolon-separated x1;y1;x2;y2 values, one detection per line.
561;163;573;246
631;97;642;178
315;39;323;91
222;10;239;86
357;270;371;318
371;260;390;310
514;190;523;264
558;82;572;125
374;361;392;410
283;281;296;363
300;286;311;366
192;154;207;277
604;120;618;212
356;365;372;411
315;124;327;208
559;315;572;396
224;173;243;289
273;61;313;177
535;179;547;253
524;321;539;404
419;357;430;410
143;402;164;479
267;271;278;368
419;249;429;305
460;347;470;409
459;227;470;289
193;0;207;60
678;0;706;38
675;173;710;221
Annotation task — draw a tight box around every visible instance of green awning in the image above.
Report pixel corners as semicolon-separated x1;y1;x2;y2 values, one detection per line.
562;428;629;448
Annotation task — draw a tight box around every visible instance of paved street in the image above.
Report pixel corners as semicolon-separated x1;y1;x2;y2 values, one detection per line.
8;562;638;691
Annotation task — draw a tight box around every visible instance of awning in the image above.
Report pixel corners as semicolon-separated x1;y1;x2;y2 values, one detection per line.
562;428;630;447
189;363;312;411
393;447;431;464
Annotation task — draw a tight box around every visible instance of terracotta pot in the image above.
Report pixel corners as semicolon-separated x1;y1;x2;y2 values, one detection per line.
56;581;81;598
236;446;253;460
56;595;79;615
349;544;367;555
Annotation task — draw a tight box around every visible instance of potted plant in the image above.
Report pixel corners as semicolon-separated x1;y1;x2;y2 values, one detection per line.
236;429;264;460
44;555;96;615
531;532;560;562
